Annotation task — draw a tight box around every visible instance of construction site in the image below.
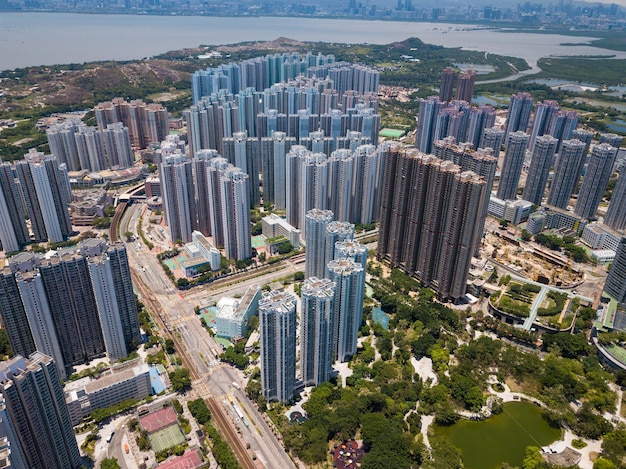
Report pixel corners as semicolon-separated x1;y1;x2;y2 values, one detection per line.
481;226;585;288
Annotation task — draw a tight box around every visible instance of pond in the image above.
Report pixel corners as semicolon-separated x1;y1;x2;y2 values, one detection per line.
607;119;626;134
432;401;561;469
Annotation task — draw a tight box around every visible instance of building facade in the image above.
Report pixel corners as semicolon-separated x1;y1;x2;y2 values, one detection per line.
160;153;197;244
575;143;619;220
259;290;297;403
522;134;558;205
604;169;626;232
326;258;365;362
496;131;529;201
0;162;29;253
14;150;72;244
304;209;334;279
300;277;335;386
65;359;151;426
0;353;82;469
546;139;587;209
604;238;626;304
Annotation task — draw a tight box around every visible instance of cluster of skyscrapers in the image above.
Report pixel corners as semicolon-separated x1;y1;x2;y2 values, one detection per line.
285;142;386;231
0;150;72;253
0;239;140;379
185;54;380;160
260;209;366;402
416;97;498;155
158;53;382;260
439;67;477;104
497;90;622;223
377;144;487;302
191;53;378;103
94;98;169;150
46;120;135;172
185;84;380;158
158;147;251;260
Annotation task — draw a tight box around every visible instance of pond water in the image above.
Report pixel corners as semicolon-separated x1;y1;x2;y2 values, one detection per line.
432;401;560;469
473;95;508;106
453;63;496;75
607;119;626;134
526;78;600;90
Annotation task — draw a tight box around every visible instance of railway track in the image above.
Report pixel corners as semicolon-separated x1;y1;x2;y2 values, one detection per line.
206;396;257;469
116;200;292;468
109;201;127;242
132;273;200;381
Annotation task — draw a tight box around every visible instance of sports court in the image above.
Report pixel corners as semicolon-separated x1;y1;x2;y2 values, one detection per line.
149;424;185;453
157;449;204;469
139;407;178;433
251;235;265;250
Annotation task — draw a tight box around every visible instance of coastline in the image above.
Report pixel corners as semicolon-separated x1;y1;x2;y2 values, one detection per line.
2;12;625;72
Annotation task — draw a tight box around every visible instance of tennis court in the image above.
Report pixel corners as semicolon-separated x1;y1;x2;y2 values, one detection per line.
140;407;178;433
251;235;265;249
157;449;203;469
149;424;185;453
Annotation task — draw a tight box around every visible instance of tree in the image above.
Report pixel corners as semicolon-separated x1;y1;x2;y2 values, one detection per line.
522;446;545;469
164;338;175;354
541;333;590;359
294;271;304;281
521;229;532;241
425;437;463;469
465;386;485;412
488;267;498;283
169;368;191;392
188;398;212;425
594;458;618;469
0;329;12;358
430;344;450;373
124;231;134;241
276;240;294;255
101;458;121;469
434;401;459;426
220;344;249;369
601;427;626;467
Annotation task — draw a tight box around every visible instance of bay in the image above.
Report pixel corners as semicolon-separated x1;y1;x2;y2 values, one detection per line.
2;13;626;72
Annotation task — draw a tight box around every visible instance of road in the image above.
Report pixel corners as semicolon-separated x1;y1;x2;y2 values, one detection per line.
118;203;297;469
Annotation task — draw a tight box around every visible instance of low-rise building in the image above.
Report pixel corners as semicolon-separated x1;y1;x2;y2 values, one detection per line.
591;249;616;265
488;195;533;224
526;205;588;235
70;189;111;226
581;223;622;251
215;285;261;340
182;231;221;276
261;214;301;249
65;359;151;426
144;176;161;198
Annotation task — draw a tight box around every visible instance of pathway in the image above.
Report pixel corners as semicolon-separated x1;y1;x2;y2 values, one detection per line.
411;356;438;386
523;287;548;330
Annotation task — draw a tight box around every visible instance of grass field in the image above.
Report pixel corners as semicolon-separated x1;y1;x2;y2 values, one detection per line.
149;425;185;453
605;344;626;366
